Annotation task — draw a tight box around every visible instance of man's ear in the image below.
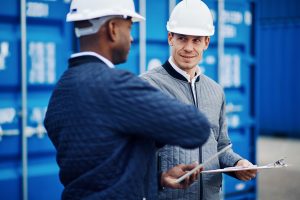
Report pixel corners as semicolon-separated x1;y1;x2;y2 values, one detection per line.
107;19;118;42
204;36;210;50
168;32;174;46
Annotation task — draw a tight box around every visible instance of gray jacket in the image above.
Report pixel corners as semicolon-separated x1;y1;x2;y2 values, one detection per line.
140;61;242;200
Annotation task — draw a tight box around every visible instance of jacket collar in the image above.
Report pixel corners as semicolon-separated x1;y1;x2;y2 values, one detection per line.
68;55;106;68
162;60;200;83
71;51;114;68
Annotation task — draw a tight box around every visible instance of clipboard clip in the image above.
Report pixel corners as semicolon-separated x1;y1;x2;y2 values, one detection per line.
267;158;288;167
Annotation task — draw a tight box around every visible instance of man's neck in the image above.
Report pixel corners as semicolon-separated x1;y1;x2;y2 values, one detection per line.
169;57;200;82
185;68;197;81
79;37;113;63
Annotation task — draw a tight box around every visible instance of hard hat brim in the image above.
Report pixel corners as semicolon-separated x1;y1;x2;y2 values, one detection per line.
130;12;145;22
66;11;145;22
167;25;214;37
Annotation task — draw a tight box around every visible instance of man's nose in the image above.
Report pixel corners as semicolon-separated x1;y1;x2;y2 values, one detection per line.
183;41;193;52
130;35;133;43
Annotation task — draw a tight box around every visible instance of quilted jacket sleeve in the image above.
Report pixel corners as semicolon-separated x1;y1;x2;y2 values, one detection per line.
218;92;243;169
107;71;211;149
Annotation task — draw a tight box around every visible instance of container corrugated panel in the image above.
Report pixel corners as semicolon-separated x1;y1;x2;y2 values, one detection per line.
223;127;256;198
259;0;300;22
224;192;256;200
0;0;20;87
0;1;22;199
26;0;71;198
145;0;170;71
205;0;253;54
0;0;71;199
0;96;20;157
257;0;300;137
146;0;169;42
205;0;256;198
0;162;22;200
146;42;169;70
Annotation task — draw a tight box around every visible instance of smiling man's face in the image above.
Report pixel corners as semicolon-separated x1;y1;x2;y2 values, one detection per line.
169;33;210;71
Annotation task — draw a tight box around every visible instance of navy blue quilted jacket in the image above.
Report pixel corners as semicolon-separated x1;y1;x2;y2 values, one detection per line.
44;55;210;200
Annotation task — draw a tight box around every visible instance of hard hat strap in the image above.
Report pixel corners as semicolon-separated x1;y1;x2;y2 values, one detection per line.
75;16;116;38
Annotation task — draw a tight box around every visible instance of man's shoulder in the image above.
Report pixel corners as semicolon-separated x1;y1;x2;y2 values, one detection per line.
140;66;174;88
140;66;167;79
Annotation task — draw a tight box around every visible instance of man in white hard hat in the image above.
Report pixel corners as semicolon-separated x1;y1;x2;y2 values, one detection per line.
141;0;257;199
44;0;211;199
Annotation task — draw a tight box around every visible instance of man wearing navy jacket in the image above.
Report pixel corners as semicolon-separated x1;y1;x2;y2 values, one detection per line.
44;0;211;199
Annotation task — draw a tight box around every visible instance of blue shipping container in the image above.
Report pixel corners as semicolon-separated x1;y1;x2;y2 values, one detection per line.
256;0;300;137
0;0;72;199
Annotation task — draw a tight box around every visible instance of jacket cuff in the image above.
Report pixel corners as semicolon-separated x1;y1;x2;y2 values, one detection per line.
158;171;165;191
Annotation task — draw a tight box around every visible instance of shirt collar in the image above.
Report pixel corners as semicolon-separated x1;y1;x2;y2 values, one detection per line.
71;51;114;68
168;56;201;83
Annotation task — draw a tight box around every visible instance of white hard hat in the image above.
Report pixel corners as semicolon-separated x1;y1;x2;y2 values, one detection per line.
66;0;145;22
167;0;214;36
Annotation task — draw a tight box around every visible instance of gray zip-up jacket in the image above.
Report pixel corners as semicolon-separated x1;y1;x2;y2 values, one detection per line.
140;61;242;200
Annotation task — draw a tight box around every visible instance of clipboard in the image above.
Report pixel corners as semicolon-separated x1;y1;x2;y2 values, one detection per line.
202;158;288;173
174;144;233;183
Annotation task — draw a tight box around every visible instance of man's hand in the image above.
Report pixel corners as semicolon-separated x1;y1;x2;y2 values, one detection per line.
160;163;203;189
235;159;257;181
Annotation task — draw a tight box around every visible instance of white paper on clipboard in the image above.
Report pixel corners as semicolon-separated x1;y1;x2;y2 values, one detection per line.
202;161;288;173
174;144;233;183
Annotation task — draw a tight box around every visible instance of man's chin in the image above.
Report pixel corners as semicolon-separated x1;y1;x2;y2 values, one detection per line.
181;62;197;69
180;59;196;65
115;60;127;65
114;56;129;65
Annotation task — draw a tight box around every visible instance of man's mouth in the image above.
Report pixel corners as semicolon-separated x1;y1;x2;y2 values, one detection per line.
180;55;195;59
